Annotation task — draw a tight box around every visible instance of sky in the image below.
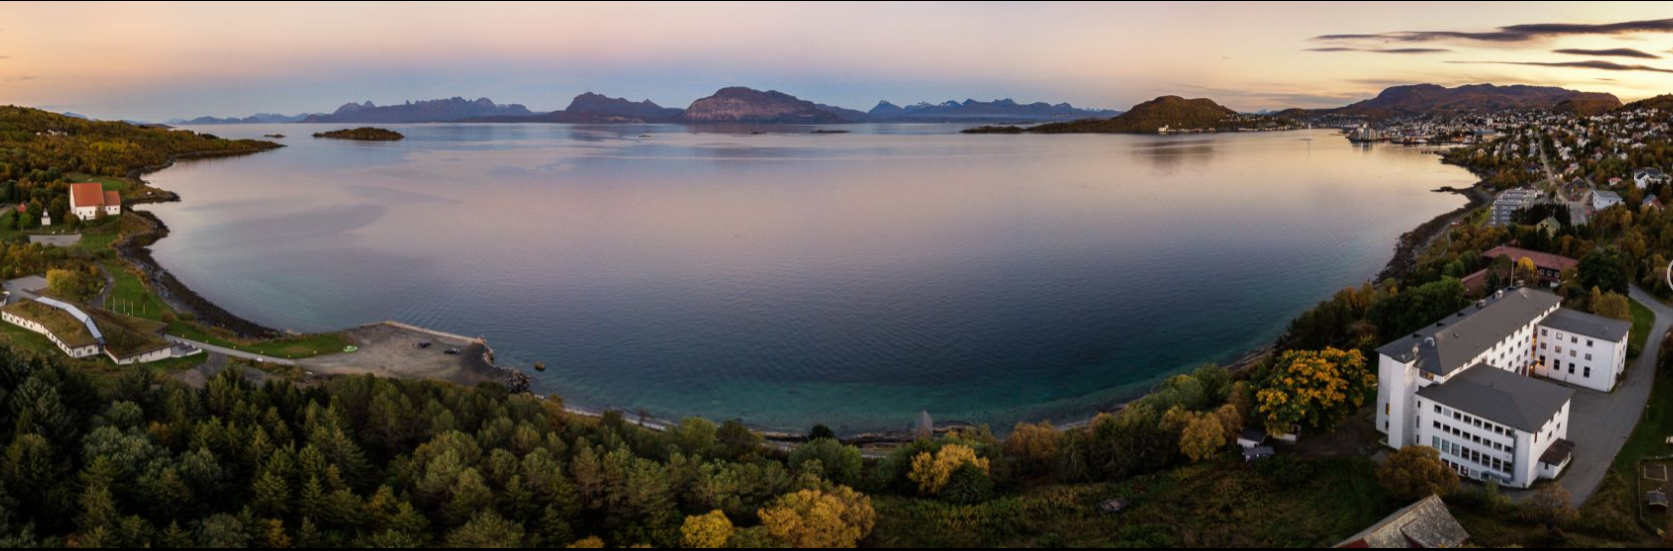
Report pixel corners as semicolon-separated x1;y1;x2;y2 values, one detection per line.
1;1;1672;121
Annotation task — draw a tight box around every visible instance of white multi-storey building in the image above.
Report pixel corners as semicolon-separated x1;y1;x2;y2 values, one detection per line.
1375;287;1629;489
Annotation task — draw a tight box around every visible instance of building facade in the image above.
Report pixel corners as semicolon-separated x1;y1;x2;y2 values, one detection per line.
1375;287;1622;488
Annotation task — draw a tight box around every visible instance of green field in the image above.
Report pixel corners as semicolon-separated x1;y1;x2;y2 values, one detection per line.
101;261;170;321
165;322;350;359
67;172;131;193
869;457;1396;548
1630;298;1654;359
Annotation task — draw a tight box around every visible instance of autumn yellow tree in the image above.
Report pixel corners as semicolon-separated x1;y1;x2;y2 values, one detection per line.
1515;257;1539;287
1179;412;1226;462
1254;347;1373;436
1003;421;1061;476
1376;446;1458;501
680;510;734;548
907;444;989;496
567;536;606;548
1591;289;1632;322
758;486;876;548
1212;403;1243;439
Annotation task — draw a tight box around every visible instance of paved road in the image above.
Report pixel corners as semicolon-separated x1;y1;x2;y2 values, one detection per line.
1508;285;1667;506
162;335;298;366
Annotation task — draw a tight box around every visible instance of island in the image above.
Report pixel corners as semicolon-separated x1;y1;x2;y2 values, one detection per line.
963;95;1295;134
312;127;405;141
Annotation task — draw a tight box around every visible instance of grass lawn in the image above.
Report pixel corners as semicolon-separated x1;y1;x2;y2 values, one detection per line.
1629;298;1654;359
67;172;130;193
101;261;170;321
165;322;350;359
868;457;1397;547
0;321;66;356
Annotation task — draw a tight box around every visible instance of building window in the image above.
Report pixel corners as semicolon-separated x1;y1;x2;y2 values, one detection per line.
1585;367;1592;378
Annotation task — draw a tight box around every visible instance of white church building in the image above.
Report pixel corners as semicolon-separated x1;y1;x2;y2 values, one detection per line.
68;182;121;221
1375;287;1630;489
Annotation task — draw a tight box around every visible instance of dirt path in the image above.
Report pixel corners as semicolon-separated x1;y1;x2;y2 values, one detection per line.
298;322;508;387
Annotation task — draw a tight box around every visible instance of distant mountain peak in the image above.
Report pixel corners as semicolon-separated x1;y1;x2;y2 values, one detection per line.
866;97;1117;122
678;86;856;124
305;97;532;123
1329;83;1620;118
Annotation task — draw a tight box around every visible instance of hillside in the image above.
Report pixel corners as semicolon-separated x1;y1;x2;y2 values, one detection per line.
0;105;280;178
1023;96;1242;133
1324;84;1620;119
545;92;682;122
677;87;857;124
303;97;534;123
1620;94;1673;113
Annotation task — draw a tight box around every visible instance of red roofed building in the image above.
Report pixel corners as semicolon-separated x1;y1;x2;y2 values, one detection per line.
1480;245;1577;286
68;182;120;221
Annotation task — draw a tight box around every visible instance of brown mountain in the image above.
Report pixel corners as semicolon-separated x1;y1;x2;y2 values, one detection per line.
1324;84;1620;118
1022;96;1240;134
552;92;682;122
1620;94;1673;113
677;87;857;124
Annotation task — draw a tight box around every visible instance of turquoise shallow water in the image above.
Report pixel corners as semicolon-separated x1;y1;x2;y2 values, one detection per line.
144;124;1469;433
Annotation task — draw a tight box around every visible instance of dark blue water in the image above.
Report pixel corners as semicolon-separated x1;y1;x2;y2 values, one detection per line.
145;124;1468;433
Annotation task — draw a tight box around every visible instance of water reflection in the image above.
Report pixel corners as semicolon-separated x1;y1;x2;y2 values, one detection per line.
143;123;1471;432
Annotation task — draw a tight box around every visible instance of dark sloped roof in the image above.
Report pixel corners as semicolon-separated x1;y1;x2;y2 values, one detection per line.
1377;288;1562;376
1334;494;1469;548
1540;438;1574;467
1417;365;1573;433
1540;308;1631;343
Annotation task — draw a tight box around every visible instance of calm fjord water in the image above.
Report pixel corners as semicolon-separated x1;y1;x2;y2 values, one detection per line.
147;124;1468;433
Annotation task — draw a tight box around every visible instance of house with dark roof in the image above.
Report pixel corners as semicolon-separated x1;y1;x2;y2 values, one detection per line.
1335;494;1468;548
1374;287;1616;489
1636;167;1669;190
1533;309;1631;392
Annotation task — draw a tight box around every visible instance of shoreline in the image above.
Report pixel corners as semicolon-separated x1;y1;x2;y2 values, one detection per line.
116;133;1488;442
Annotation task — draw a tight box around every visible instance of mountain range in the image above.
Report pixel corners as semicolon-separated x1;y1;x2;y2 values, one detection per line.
167;113;319;125
167;82;1625;127
301;97;533;124
868;99;1118;122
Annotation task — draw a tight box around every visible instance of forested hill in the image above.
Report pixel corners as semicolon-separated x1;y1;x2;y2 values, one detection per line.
0;106;280;179
1019;96;1248;134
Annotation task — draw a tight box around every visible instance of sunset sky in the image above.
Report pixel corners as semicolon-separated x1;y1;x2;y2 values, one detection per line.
3;1;1673;120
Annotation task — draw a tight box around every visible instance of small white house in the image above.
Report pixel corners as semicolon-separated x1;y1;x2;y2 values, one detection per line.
1592;190;1624;212
1636;168;1670;190
1534;309;1632;392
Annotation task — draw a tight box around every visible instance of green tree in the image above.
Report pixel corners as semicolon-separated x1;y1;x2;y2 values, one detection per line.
788;438;862;486
446;510;526;548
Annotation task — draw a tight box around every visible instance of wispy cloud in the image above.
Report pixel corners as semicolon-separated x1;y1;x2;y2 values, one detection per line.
1447;59;1673;74
1305;47;1452;54
1553;48;1660;59
1315;17;1673;43
4;76;36;82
